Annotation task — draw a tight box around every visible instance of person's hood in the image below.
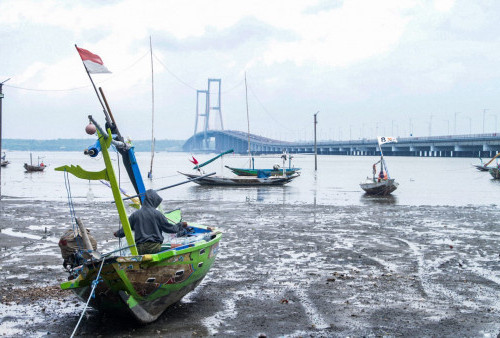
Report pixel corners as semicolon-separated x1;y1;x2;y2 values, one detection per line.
143;189;162;208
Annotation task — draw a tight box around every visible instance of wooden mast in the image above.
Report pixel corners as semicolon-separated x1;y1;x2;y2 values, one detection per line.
245;73;251;168
148;36;155;179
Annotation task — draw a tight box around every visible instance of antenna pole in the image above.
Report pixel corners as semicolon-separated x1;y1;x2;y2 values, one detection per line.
0;78;10;200
314;111;319;171
245;73;251;167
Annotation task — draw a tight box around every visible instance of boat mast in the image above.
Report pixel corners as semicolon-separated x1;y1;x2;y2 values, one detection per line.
378;141;390;179
148;36;155;180
0;78;10;200
245;73;252;169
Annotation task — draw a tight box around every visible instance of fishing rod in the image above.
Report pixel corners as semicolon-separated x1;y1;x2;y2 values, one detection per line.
119;172;216;202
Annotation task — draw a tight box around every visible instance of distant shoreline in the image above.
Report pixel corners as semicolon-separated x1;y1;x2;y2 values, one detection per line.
1;138;185;152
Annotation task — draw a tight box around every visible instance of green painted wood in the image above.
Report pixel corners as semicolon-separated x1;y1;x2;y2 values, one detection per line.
98;129;138;255
54;165;108;181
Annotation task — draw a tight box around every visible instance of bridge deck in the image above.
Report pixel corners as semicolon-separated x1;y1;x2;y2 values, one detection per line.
183;130;500;158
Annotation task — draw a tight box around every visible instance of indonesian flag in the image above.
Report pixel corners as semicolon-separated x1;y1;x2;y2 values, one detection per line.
377;136;397;145
76;46;111;74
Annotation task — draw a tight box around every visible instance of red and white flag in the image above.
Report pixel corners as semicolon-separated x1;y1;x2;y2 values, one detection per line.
189;156;199;165
76;46;111;74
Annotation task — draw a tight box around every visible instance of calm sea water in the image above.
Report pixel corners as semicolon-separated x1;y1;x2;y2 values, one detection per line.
0;150;497;206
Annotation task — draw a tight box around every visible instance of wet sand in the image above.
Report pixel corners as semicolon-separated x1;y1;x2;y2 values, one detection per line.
1;198;500;337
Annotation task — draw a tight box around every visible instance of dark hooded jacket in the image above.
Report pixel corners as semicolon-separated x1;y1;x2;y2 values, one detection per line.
116;189;184;244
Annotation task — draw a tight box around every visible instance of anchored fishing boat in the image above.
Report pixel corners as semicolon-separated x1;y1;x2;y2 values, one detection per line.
56;46;221;328
180;149;300;186
225;152;300;177
181;171;299;186
1;152;9;167
474;153;500;171
24;153;45;172
360;137;399;196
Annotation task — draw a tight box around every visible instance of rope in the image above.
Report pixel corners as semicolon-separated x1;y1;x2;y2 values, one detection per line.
70;257;106;338
114;148;123;249
64;170;84;251
246;81;292;132
148;173;185;180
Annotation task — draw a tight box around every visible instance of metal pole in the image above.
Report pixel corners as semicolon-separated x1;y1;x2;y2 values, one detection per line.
483;109;488;133
314;111;319;171
0;78;10;200
245;73;251;166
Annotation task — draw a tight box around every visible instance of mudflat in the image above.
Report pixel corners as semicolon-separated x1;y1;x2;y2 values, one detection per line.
1;199;499;337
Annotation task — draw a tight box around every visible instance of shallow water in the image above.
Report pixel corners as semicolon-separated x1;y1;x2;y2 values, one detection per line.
1;150;500;336
0;150;497;206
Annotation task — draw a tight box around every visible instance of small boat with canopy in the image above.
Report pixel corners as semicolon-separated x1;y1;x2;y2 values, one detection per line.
179;149;300;186
474;153;500;171
225;151;300;177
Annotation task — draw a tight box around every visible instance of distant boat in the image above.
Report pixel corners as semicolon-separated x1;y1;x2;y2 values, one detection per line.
225;152;300;177
474;153;500;171
360;136;398;196
183;149;300;186
1;152;9;167
24;153;46;172
179;171;299;186
225;165;300;177
360;177;399;195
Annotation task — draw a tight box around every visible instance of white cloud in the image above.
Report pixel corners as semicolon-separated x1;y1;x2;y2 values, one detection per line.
1;0;500;139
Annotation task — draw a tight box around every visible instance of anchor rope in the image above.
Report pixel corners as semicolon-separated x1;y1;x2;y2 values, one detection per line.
70;256;106;338
64;170;84;251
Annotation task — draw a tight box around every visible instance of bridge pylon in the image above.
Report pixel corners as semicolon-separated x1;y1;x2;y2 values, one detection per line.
192;78;223;150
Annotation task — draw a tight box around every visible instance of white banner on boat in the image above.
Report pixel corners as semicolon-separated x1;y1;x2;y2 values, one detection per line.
377;136;397;145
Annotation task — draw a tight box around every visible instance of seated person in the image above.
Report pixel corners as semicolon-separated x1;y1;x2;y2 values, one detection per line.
114;189;188;255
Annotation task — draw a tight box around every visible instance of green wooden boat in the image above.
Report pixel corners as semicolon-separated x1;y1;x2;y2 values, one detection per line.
225;152;300;177
225;166;300;177
57;123;222;323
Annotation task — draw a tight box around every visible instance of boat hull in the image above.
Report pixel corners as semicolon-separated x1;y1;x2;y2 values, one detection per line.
63;230;221;323
24;163;45;172
360;178;398;196
180;172;299;186
225;166;300;177
474;164;494;171
489;168;500;179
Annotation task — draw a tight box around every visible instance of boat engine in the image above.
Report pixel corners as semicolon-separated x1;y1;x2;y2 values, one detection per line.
58;228;98;270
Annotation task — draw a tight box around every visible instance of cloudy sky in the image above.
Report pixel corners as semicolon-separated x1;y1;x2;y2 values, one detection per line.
1;0;499;141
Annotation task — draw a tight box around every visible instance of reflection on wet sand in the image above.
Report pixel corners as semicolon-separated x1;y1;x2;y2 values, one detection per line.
360;193;398;205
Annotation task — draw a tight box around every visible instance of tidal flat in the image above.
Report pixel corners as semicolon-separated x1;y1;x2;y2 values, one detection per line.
0;199;499;337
